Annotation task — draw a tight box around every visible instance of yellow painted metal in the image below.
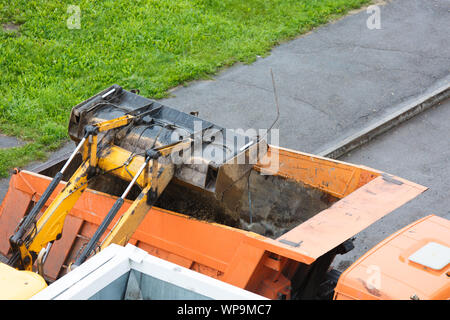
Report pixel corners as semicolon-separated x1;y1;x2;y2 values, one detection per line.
94;114;133;132
101;160;175;248
18;245;33;271
98;145;148;187
151;159;159;196
27;161;90;257
0;262;47;300
82;138;89;161
8;112;192;298
23;117;135;262
89;134;98;167
1;115;144;299
87;114;134;166
98;140;193;249
21;130;190;266
157;139;192;156
96;138;192;189
101;185;152;248
22;145;142;264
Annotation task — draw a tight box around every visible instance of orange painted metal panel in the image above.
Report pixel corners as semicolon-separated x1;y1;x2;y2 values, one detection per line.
43;215;83;281
334;215;450;300
255;146;381;198
276;175;427;261
0;179;33;254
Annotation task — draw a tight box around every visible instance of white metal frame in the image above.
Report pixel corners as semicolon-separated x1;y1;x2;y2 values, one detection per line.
31;244;266;300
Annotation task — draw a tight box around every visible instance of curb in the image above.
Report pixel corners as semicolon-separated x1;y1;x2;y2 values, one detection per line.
316;76;450;159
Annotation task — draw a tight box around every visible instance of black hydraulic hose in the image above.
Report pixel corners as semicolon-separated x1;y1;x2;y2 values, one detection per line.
7;132;90;269
9;133;88;249
9;171;63;246
73;153;153;267
7;170;63;268
73;197;124;267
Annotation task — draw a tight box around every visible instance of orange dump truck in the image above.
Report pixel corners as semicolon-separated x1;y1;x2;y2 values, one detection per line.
334;214;450;300
0;86;448;300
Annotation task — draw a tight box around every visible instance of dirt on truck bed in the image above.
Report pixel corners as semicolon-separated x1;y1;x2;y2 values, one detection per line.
33;147;340;240
155;181;240;228
154;169;339;239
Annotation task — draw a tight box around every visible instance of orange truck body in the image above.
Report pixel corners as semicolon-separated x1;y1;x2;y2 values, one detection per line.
0;145;434;299
334;214;450;300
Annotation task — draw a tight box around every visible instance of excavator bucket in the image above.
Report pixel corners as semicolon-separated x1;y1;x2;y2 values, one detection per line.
66;85;267;222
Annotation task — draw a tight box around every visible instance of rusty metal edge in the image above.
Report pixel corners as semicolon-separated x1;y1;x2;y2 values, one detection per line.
316;76;450;159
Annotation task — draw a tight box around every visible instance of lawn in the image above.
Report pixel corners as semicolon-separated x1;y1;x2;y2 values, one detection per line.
0;0;371;177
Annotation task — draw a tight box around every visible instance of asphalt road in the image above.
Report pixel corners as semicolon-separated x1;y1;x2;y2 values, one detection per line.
160;0;450;154
333;98;450;271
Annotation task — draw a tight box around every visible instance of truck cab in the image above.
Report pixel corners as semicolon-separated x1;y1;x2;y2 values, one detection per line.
334;215;450;300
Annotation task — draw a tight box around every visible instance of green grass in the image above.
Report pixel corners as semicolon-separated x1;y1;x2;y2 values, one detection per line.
0;0;371;177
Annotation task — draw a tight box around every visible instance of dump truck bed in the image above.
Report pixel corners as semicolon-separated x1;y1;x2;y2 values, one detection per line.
0;144;426;299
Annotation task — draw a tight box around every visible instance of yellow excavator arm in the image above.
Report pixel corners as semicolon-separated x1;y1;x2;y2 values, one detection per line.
5;113;191;277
